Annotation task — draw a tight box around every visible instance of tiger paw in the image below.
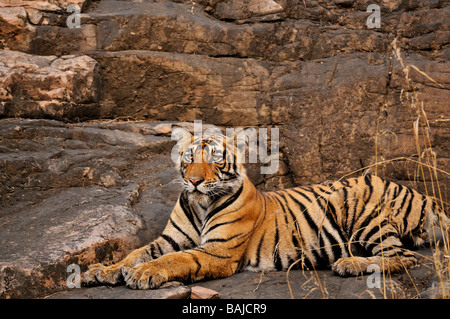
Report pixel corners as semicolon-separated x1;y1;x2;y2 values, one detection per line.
331;257;372;277
125;262;169;289
83;263;126;286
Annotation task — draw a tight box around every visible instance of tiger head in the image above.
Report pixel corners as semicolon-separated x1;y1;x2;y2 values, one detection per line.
172;127;247;203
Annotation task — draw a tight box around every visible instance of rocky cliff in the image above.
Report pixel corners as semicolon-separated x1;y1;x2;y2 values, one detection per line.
0;0;449;298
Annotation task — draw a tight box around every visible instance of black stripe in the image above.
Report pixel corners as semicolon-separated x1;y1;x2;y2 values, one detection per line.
193;247;231;259
362;221;387;246
273;193;300;248
411;196;427;234
318;185;334;195
254;233;265;268
161;234;180;252
320;226;341;264
327;201;338;221
273;217;283;270
364;174;374;196
395;187;409;215
287;193;319;234
348;195;360;235
179;192;201;236
402;189;415;232
204;183;244;225
169;217;196;248
318;232;330;266
155;242;164;256
306;188;329;214
286;192;329;267
324;202;348;257
204;233;243;244
390;186;398;209
355;202;382;243
150;243;158;259
289;188;312;203
354;182;374;227
184;252;202;277
342;187;349;230
203;217;243;236
383;179;392;196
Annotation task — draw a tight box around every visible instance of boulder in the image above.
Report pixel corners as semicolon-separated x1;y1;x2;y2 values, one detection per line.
0;119;177;298
0;51;101;120
0;118;290;298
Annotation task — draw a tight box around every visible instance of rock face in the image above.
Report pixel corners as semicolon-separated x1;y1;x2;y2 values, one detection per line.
1;0;448;194
0;0;449;298
0;119;178;298
0;51;101;120
0;118;289;298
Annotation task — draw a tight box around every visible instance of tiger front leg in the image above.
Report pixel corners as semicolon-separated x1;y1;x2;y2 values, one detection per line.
125;247;237;289
83;245;155;286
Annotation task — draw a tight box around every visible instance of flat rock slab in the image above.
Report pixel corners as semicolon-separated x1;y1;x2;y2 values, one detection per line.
0;118;179;298
44;246;448;299
0;51;101;120
46;285;191;299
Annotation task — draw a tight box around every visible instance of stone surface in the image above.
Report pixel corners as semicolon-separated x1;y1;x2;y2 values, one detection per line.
0;1;448;199
0;0;449;299
43;246;448;299
0;118;177;298
0;118;290;298
190;286;220;299
45;284;191;299
0;50;101;120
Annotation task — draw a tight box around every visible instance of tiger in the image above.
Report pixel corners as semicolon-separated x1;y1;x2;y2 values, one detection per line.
83;127;449;289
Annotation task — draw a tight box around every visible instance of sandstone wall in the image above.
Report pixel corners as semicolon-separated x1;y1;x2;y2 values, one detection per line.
0;0;449;298
1;0;448;194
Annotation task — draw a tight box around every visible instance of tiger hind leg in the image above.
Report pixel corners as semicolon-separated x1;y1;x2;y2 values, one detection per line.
332;234;417;276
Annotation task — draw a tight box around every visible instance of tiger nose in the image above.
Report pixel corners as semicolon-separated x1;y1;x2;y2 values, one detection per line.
189;178;204;186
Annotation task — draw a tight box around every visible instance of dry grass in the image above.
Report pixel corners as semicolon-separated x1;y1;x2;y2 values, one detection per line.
284;38;449;299
390;38;449;298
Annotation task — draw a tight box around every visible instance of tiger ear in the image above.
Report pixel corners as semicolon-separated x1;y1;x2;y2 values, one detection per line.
170;126;193;164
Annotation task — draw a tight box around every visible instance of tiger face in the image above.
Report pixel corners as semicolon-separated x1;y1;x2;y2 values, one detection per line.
172;128;246;204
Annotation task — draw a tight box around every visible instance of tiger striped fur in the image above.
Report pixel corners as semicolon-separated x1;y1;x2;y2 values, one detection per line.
83;128;449;289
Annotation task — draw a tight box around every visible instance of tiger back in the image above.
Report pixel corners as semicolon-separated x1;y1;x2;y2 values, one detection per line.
83;128;449;289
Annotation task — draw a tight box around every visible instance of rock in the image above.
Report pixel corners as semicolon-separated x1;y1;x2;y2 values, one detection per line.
190;286;220;299
215;0;284;20
187;269;407;299
0;118;177;298
0;186;148;298
0;118;293;298
0;51;101;120
420;280;450;299
89;50;272;126
45;285;191;299
37;245;444;299
0;6;35;51
334;0;355;7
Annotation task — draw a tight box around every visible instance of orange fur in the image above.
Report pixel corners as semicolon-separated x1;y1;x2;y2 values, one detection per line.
83;131;449;288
